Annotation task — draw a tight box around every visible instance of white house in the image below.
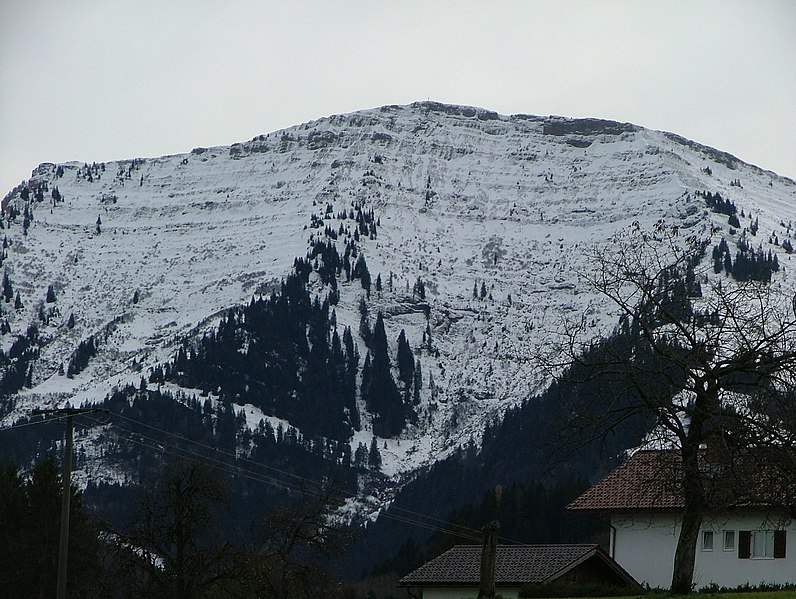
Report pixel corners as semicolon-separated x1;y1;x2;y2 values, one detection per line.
567;450;795;589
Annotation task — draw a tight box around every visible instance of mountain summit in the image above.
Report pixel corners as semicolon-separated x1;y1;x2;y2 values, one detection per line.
2;101;795;508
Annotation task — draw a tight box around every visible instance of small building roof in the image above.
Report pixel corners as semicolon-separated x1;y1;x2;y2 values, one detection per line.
566;450;684;512
398;544;638;588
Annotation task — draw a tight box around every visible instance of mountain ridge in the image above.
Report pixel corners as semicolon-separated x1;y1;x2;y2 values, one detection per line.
2;101;796;510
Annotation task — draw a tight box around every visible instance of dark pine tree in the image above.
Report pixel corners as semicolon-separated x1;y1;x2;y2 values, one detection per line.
342;326;361;431
362;312;405;437
368;436;382;470
396;329;415;390
413;359;423;405
352;255;372;296
358;297;371;346
413;278;426;300
2;271;12;303
0;458;103;597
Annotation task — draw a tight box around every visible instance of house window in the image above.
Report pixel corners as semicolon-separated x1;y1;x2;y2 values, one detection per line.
723;530;735;551
752;530;775;558
702;530;714;551
738;530;787;559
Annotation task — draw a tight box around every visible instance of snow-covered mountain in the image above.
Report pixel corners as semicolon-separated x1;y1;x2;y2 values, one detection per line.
2;101;795;499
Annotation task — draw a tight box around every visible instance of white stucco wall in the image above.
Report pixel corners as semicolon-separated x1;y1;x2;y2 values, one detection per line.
612;512;680;589
419;586;520;599
611;511;796;590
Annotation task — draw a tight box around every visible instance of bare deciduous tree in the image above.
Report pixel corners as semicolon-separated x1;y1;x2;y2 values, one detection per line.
242;485;353;599
111;460;245;599
541;221;796;593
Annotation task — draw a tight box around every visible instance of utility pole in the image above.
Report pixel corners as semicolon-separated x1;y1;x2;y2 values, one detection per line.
478;520;500;599
33;407;108;599
57;411;74;599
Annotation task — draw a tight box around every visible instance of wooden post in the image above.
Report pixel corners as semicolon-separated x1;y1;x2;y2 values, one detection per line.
56;413;74;599
30;406;108;599
478;521;500;599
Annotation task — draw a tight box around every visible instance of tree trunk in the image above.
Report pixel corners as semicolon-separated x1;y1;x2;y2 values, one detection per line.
670;436;706;594
671;501;703;593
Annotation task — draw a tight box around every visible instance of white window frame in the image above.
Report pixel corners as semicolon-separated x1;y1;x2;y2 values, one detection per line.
751;530;775;559
723;530;735;551
702;530;714;551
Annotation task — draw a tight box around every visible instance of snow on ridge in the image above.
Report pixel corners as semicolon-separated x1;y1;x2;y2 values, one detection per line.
3;102;796;486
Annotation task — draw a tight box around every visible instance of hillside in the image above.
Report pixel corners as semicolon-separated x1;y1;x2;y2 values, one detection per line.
2;101;795;522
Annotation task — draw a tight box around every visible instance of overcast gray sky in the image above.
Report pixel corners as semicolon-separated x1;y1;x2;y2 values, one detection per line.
2;0;794;196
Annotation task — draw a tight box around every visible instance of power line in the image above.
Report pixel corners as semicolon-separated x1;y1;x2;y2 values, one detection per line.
106;410;505;541
6;407;523;545
81;411;508;543
112;411;318;489
80;414;316;496
0;413;68;430
92;414;490;542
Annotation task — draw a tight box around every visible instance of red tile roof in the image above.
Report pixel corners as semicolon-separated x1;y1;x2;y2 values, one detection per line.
567;448;796;513
566;450;685;511
398;544;628;586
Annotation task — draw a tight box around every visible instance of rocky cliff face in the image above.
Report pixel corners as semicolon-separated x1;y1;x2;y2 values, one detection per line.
2;101;795;495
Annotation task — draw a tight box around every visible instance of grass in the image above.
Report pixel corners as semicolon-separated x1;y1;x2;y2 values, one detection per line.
548;593;796;599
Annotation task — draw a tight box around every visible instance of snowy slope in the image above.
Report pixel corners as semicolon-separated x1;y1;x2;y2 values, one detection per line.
3;101;796;489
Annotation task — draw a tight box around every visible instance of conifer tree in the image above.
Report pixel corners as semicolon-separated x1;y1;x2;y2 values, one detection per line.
410;277;425;300
362;312;405;437
368;436;382;469
352;255;371;296
0;459;104;596
396;329;415;388
359;298;371;345
342;326;359;424
361;353;372;404
354;442;368;468
413;359;423;405
2;271;12;303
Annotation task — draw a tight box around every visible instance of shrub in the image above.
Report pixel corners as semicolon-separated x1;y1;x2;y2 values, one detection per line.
519;582;638;597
